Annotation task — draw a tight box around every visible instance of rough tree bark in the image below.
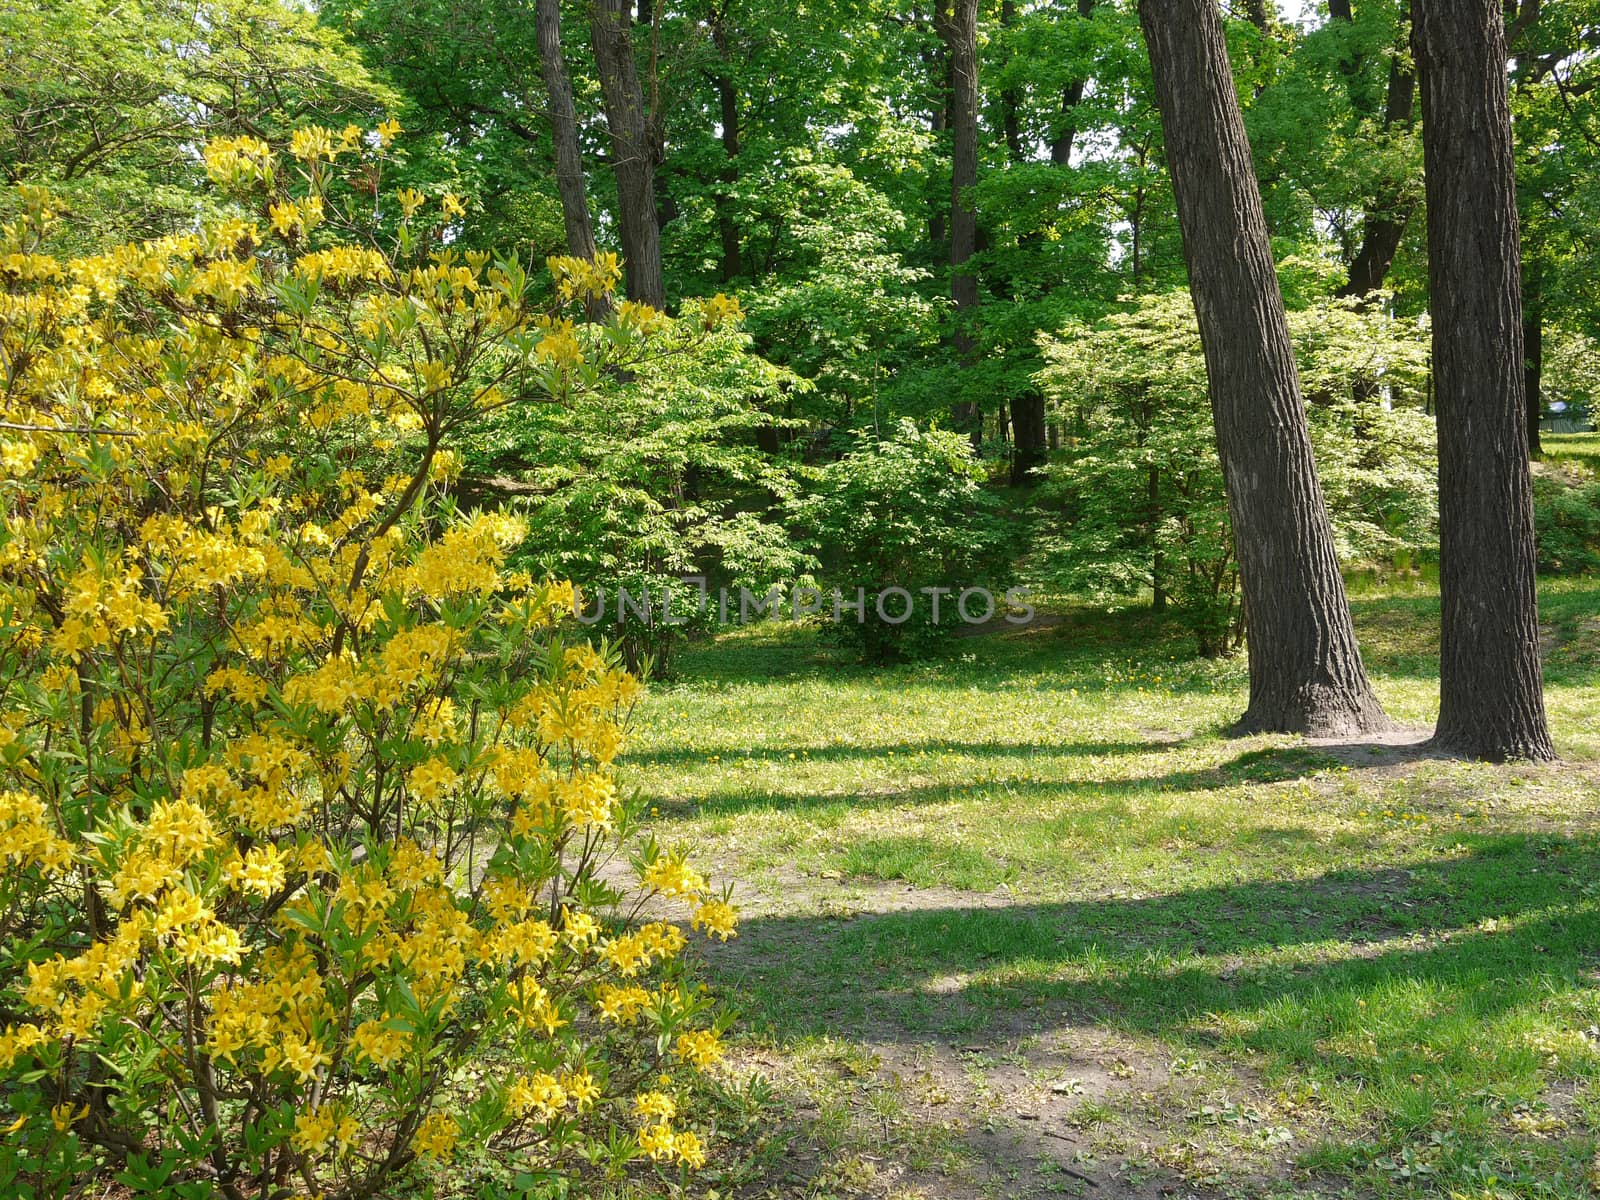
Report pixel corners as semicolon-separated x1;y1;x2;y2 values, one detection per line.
938;0;981;440
590;0;665;307
537;0;599;262
1139;0;1390;736
1010;392;1048;483
1413;0;1555;760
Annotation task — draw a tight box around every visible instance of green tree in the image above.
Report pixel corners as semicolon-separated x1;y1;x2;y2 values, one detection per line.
788;421;1017;661
0;0;390;245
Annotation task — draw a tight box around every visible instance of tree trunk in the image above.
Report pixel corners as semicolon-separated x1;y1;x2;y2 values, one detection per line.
1011;393;1047;483
925;4;952;246
1523;253;1544;458
714;72;741;280
1413;0;1554;761
1139;0;1390;736
940;0;981;440
590;0;665;307
1050;0;1097;166
1339;1;1418;298
710;4;742;281
1150;466;1167;611
1000;0;1026;163
537;0;600;263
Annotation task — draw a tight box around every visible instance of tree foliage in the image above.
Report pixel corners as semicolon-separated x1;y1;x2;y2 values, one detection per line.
1034;290;1436;655
0;0;392;246
788;420;1017;661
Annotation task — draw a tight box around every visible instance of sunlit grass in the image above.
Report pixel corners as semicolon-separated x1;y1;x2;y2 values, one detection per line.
632;572;1600;1197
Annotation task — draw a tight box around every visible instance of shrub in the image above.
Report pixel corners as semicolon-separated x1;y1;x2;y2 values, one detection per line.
1033;292;1437;656
1033;295;1241;656
787;421;1017;661
1533;474;1600;574
0;133;737;1199
472;317;810;679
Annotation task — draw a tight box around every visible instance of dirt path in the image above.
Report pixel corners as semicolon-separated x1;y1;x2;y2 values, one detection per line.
705;876;1331;1199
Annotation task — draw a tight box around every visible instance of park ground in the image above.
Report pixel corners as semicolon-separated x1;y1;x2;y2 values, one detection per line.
624;438;1600;1200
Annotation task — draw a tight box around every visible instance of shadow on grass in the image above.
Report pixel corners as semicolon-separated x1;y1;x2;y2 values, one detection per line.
629;737;1179;770
657;744;1349;818
710;836;1600;1186
661;580;1600;698
712;833;1600;1049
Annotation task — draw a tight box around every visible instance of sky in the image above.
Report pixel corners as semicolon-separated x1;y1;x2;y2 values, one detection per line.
1278;0;1319;26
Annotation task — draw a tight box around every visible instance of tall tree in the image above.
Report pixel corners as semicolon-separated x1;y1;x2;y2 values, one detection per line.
1412;0;1555;760
938;0;982;437
1337;0;1419;298
1506;8;1600;462
1051;0;1098;166
591;0;666;307
1138;0;1390;736
537;0;600;261
708;0;743;282
1008;0;1100;482
1000;0;1028;163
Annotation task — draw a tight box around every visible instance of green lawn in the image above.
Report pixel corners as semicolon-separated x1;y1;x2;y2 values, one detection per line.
631;575;1600;1198
1542;430;1600;477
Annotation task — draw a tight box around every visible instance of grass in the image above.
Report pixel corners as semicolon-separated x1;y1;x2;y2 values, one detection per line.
1542;430;1600;477
630;565;1600;1197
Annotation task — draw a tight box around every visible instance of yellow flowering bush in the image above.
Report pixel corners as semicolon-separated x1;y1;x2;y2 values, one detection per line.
0;129;738;1198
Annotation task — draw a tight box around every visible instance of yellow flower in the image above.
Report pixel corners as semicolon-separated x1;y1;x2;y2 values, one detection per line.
562;906;600;950
634;1091;676;1122
275;1036;330;1083
376;117;403;147
701;292;743;329
675;1128;707;1169
505;1071;566;1121
351;1019;408;1069
0;438;39;477
203;135;274;185
674;1029;724;1069
0;1023;49;1070
293;1107;336;1155
595;983;651;1024
408;757;458;805
417;359;452;393
397;188;427;219
561;1069;599;1111
638;1121;675;1162
691;898;739;941
268;201;300;238
411;1112;458;1160
642;855;707;899
226;844;287;898
289;126;337;162
154;887;212;937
